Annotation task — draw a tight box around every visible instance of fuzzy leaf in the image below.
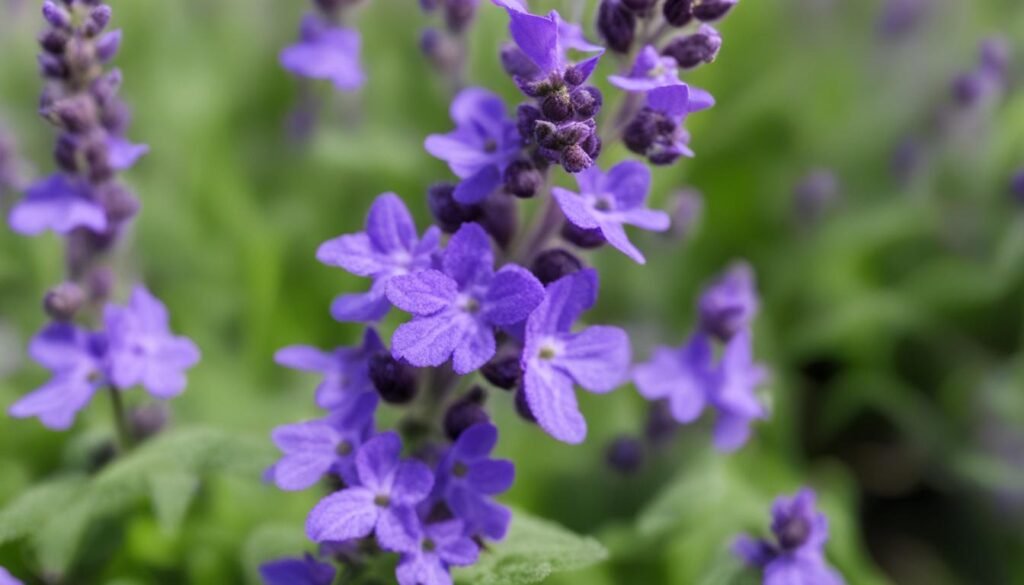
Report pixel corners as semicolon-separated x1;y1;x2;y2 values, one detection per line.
149;470;200;534
0;475;87;545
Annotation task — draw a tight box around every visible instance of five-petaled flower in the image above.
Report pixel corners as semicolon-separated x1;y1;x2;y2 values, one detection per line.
634;332;714;424
433;422;515;539
396;519;480;585
280;15;365;91
8;174;106;236
707;328;768;452
275;328;384;413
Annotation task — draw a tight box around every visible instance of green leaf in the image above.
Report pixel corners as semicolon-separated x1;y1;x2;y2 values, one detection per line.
0;474;87;545
454;509;608;585
149;470;200;535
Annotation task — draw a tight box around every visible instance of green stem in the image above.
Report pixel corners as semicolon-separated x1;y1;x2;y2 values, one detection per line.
107;385;132;453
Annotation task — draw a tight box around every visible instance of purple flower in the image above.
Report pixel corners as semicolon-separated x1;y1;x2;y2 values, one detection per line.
8;174;106;235
259;553;336;585
435;422;514;539
103;286;200;398
269;392;378;490
0;568;22;585
317;193;441;322
424;88;523;204
275;328;384;412
8;323;107;430
280;15;365;91
387;222;544;374
608;45;682;92
634;333;714;424
708;328;767;452
106;135;149;171
697;261;758;342
491;0;603;81
551;160;670;263
734;488;844;585
520;269;631;444
396;520;480;585
307;432;434;552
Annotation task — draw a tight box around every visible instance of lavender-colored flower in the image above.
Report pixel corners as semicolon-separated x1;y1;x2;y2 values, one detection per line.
793;169;840;224
634;333;714;424
275;328;384;412
0;568;22;585
608;45;682;92
708;329;767;452
734;488;844;585
624;84;714;165
396;519;480;585
666;188;703;241
0;124;26;200
424;88;523;204
280;15;365;91
259;553;336;585
435;422;514;539
103;286;200;398
551;161;670;263
491;0;603;81
1011;168;1024;205
317;193;441;322
661;24;722;69
269;392;378;490
8;174;106;235
520;269;631;444
8;322;107;430
307;432;434;552
697;261;758;342
387;222;544;374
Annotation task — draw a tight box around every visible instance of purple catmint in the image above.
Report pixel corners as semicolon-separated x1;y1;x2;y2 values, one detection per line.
624;85;714;165
697;261;759;342
259;554;336;585
275;328;383;412
597;0;636;54
432;422;514;539
395;519;480;585
281;11;364;92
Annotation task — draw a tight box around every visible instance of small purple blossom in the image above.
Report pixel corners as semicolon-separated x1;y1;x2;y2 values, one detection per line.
269;392;378;490
624;84;714;165
551;160;670;263
275;328;384;412
317;193;441;322
396;519;480;585
8;174;107;236
492;0;603;79
708;328;767;452
306;432;434;552
521;269;631;444
734;488;844;585
0;568;22;585
424;88;523;204
280;15;365;91
259;553;336;585
697;261;759;342
634;333;714;424
608;45;682;92
103;285;201;399
387;222;544;374
434;422;514;539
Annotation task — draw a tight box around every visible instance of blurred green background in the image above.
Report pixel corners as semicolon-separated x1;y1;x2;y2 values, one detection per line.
2;0;1024;583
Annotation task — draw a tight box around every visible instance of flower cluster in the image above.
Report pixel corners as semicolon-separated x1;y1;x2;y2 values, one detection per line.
280;0;365;92
734;488;844;585
419;0;482;82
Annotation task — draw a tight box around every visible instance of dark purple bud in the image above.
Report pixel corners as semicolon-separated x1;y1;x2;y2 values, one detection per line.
63;37;95;74
54;132;79;172
561;221;606;248
775;514;812;551
663;0;694;26
84;5;113;36
561;144;592;173
606;436;644;474
428;182;481;232
481;355;522;390
662;25;722;69
541;90;573;123
95;30;122;63
503;160;543;199
624;108;659;154
49;96;99;133
90;69;123;105
555;122;591;147
420;29;463;78
563;65;587;87
419;0;439;11
570;86;603;119
39;28;69;53
581;132;602;159
535;146;562;165
648;149;682;166
666;189;703;240
531;248;583;285
890;138;922;184
1010;168;1024;205
692;0;737;22
99;182;140;223
479;192;517;249
622;0;658;15
793;169;840;224
37;53;67;78
443;386;490;441
951;71;986;107
501;44;541;79
979;37;1010;81
129;403;169;442
516;104;542;143
86;265;115;302
644;401;680;445
444;0;478;33
597;0;636;54
100;98;131;134
42;1;71;29
83;137;113;183
514;388;536;423
534;120;559;149
43;282;85;321
369;353;418;404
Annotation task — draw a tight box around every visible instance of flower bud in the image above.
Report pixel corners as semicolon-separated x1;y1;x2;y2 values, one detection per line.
96;30;123;63
581;132;602;159
622;0;658;15
605;436;644;474
41;1;70;29
555;122;591;148
443;386;490;441
444;0;478;33
645;401;680;445
663;0;694;26
561;144;592;173
516;104;542;143
50;95;99;133
83;137;113;183
99;182;140;223
597;0;636;54
692;0;737;22
479;192;517;249
54;132;79;172
129;403;169;442
950;72;986;107
793;169;840;224
481;355;522;390
90;69;123;106
561;222;605;248
369;353;418;404
698;261;758;342
503;160;543;199
541;90;573;122
666;189;703;240
37;53;67;79
87;265;115;302
514;388;536;423
501;43;541;79
623;108;659;154
428;182;480;232
44;282;85;321
534;120;559;149
421;28;464;76
563;64;587;87
662;25;722;69
531;248;583;285
570;86;602;119
39;28;69;53
84;5;113;37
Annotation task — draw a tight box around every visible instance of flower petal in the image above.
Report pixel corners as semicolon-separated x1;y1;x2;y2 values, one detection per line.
551;187;600;230
523;360;586;444
599;220;646;264
443;223;494;288
556;325;630;393
355;431;402;490
481;265;545;326
504;7;560;74
316;233;384;276
453;165;502;205
9;174;106;235
330;280;392;322
391;460;435;505
604;161;651;210
451;321;495;375
467;459;515;495
305;488;377;542
366;193;418;254
274;345;335;373
377;506;422;553
453;422;498;460
525;268;598;337
387;270;458;317
8;376;99;431
392;312;472;368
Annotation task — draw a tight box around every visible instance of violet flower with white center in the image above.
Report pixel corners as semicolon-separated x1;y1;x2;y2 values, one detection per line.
269;392;378;490
697;261;759;342
8;322;107;430
634;333;714;424
259;553;336;585
521;269;631;444
306;432;434;552
103;285;201;399
0;568;22;585
395;519;480;585
317;193;441;322
424;88;523;204
387;222;544;374
274;328;383;412
434;422;514;539
734;488;845;585
280;14;365;92
708;328;768;452
551;160;670;264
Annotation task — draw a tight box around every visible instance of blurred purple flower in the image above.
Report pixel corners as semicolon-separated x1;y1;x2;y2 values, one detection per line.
1011;168;1024;205
624;84;714;165
396;519;479;585
387;222;544;374
317;193;441;322
521;269;631;444
275;328;384;412
8;174;106;236
708;328;767;452
491;0;603;80
697;261;759;342
259;553;336;585
280;15;365;91
434;422;514;539
551;160;670;264
608;45;682;92
634;333;714;424
0;568;22;585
